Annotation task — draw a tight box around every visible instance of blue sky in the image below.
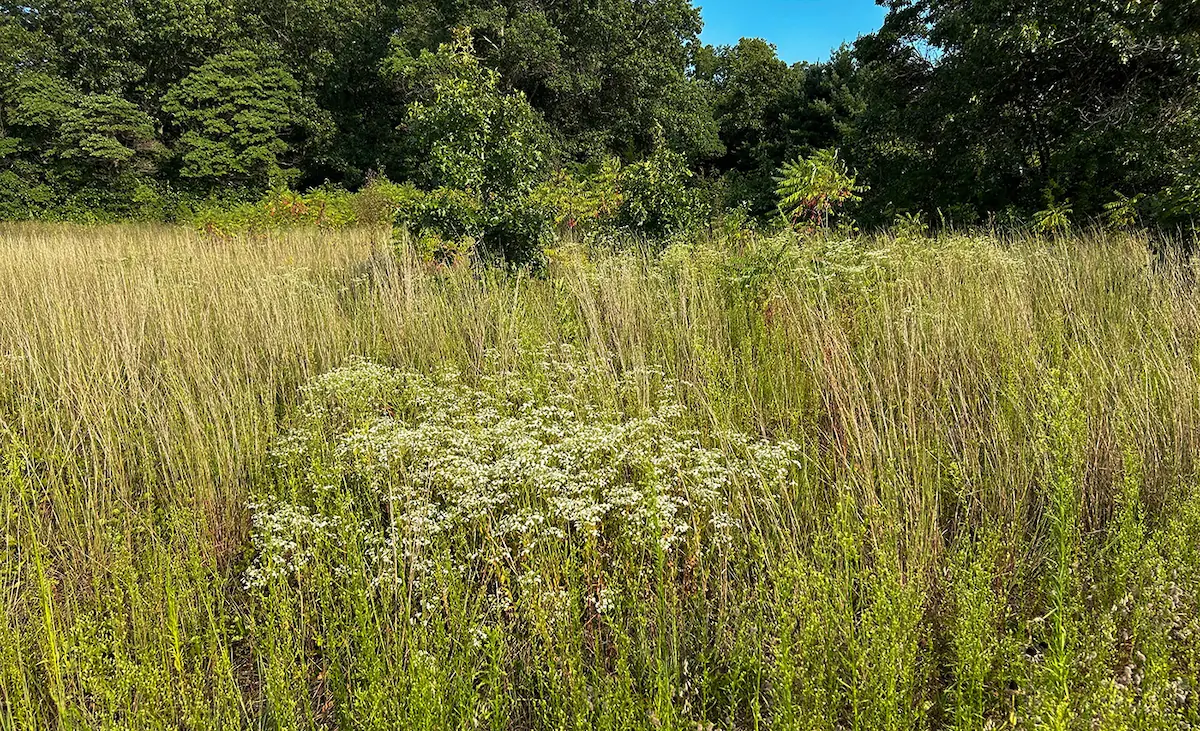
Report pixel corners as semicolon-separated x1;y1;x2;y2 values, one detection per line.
698;0;888;64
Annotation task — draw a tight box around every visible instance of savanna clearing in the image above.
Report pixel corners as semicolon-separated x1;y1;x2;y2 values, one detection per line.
2;224;1199;730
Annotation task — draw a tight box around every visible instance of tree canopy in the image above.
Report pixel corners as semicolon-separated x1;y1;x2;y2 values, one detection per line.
3;0;1200;229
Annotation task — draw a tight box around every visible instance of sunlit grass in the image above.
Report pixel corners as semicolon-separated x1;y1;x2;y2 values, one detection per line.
2;224;1199;729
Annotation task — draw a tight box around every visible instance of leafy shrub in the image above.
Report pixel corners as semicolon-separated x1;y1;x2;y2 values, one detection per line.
1034;198;1073;236
0;163;57;220
394;186;555;267
775;148;865;230
350;176;420;227
708;201;759;247
892;211;930;240
395;186;482;264
189;186;376;235
1144;183;1200;229
1103;193;1144;230
389;29;551;266
531;158;624;235
481;198;556;266
531;149;704;247
0;164;189;223
396;186;481;241
616;144;701;240
267;188;357;228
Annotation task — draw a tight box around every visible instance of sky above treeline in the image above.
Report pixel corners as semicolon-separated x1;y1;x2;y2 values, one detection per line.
698;0;888;63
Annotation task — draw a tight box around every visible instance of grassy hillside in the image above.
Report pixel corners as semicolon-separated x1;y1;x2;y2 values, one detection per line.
2;224;1199;729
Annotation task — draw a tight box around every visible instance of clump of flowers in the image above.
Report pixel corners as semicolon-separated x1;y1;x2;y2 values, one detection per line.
246;351;803;615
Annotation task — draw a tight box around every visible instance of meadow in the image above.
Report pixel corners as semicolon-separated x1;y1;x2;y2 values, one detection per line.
2;223;1199;730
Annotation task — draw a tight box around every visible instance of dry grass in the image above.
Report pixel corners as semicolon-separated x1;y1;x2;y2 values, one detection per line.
1;224;1199;729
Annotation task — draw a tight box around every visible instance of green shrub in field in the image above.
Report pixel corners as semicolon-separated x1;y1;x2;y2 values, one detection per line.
388;30;552;266
0;164;60;220
532;149;703;246
189;181;416;235
192;188;356;235
351;176;421;227
1144;174;1200;228
1034;197;1074;236
616;142;702;240
774;149;865;231
892;211;930;241
264;188;357;228
395;186;483;264
531;158;625;235
1102;193;1143;230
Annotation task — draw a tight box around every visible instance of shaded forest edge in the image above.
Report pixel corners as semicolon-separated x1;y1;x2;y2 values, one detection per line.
3;0;1200;243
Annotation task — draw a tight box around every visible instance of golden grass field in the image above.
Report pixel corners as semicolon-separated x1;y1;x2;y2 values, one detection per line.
2;224;1200;729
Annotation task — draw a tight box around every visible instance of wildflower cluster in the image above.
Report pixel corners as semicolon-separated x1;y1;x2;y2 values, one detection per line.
247;353;803;605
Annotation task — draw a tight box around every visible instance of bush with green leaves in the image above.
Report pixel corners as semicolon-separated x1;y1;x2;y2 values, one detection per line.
531;158;625;235
774;149;865;230
892;211;930;241
389;31;552;266
189;181;416;235
1102;193;1144;230
1034;197;1074;236
616;143;702;240
0;162;58;220
350;176;422;227
531;150;705;246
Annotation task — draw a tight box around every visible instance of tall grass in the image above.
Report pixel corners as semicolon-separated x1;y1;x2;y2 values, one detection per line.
1;223;1199;729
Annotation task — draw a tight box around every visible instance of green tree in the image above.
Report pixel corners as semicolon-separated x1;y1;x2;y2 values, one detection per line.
1;63;160;217
232;0;392;183
697;39;863;215
457;0;722;163
855;0;1200;224
2;0;730;220
8;0;238;100
388;30;552;264
162;49;304;193
695;38;794;212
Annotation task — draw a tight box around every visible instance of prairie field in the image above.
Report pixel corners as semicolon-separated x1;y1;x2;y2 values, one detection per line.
2;224;1200;730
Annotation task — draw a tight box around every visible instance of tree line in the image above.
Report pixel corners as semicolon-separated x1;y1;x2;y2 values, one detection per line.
2;0;1200;233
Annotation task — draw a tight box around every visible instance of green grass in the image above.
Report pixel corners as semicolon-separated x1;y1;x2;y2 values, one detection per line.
1;223;1199;729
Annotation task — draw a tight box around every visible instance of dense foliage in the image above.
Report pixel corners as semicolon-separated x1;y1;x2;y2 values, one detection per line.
3;0;1200;239
852;0;1200;227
